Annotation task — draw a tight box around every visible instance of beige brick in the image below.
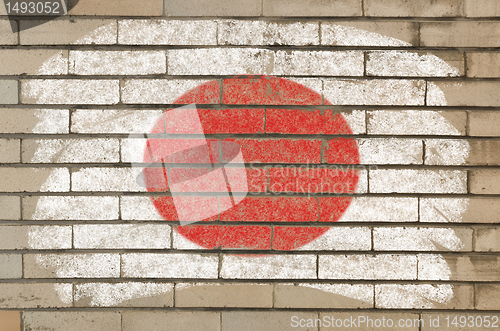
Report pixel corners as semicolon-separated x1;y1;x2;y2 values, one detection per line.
264;0;361;16
319;254;417;280
0;225;71;249
176;283;273;307
339;197;418;222
471;170;500;194
0;167;69;192
0;50;68;75
224;311;318;331
321;21;418;46
465;0;500;17
358;138;422;165
20;19;117;45
21;79;119;105
374;227;472;251
0;196;20;220
324;79;425;106
218;20;319;46
365;0;463;17
0;20;17;45
0;311;20;331
419;255;500;281
369;169;467;194
23;196;119;220
319;313;421;330
0;109;68;134
0;139;20;163
426;139;500;166
0;283;72;308
118;20;217;45
376;284;473;309
74;224;171;249
22;138;119;163
475;228;500;252
367;51;464;77
422;313;500;330
69;0;162;15
24;253;120;278
0;254;22;278
420;198;500;223
71;109;162;134
71;168;144;192
421;22;500;47
221;255;316;279
467;52;500;78
428;81;500;107
0;80;18;104
275;283;373;309
69;51;166;75
166;0;261;16
367;110;466;135
23;312;121;331
74;282;173;307
470;111;500;137
123;311;220;331
476;285;500;310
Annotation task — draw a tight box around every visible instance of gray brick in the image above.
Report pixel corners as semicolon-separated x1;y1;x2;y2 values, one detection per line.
0;254;22;278
0;20;17;45
0;80;18;104
0;196;20;220
0;139;20;163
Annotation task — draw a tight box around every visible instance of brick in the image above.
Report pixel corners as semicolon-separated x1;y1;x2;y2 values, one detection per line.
422;313;500;330
123;311;220;331
168;48;267;75
421;22;500;47
176;283;273;307
74;282;173;307
470;111;500;137
420;198;500;223
0;167;69;192
196;108;265;134
122;79;220;104
367;110;466;135
323;197;418;222
0;139;20;163
22;79;119;105
319;312;420;330
293;227;371;251
375;284;473;309
120;196;167;221
0;254;22;278
218;20;319;45
22;138;119;163
221;254;316;279
367;51;464;77
20;19;117;45
23;312;121;331
369;169;467;194
23;196;119;220
0;20;17;45
224;311;318;331
0;283;72;308
0;225;71;249
467;52;500;78
364;0;463;17
0;80;18;104
69;0;162;15
0;50;68;75
358;138;423;165
319;254;417;280
475;228;500;252
122;253;218;278
275;283;373;308
373;227;472;251
0;196;20;220
471;170;500;194
74;224;170;249
321;21;418;46
476;285;500;310
0;311;20;331
419;254;500;281
426;139;500;166
263;0;361;16
323;79;425;106
24;253;120;278
167;0;260;16
0;109;68;134
272;50;363;76
71;109;163;134
69;51;166;75
428;81;500;107
466;0;500;17
71;168;144;192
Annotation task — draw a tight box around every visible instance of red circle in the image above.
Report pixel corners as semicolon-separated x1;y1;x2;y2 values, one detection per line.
144;76;360;250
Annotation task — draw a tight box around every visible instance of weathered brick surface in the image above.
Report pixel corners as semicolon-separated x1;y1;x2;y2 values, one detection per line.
0;168;69;192
0;139;20;163
419;255;500;281
470;170;500;194
465;0;500;17
475;228;500;252
223;311;318;331
0;283;72;308
0;225;71;249
420;198;500;223
0;254;22;278
0;20;17;45
428;81;500;107
123;311;220;331
421;22;500;47
0;196;21;220
0;80;18;104
319;312;420;330
166;0;261;16
364;0;463;17
23;312;121;331
475;285;500;310
469;111;500;137
69;0;163;16
0;50;68;75
0;109;68;134
264;0;361;16
467;52;500;78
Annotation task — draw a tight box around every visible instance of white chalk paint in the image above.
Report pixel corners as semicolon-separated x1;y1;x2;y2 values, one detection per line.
221;255;316;279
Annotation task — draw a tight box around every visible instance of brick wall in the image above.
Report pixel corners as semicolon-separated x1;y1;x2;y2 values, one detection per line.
1;0;500;330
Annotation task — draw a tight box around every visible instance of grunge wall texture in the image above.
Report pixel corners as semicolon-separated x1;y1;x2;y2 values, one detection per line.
1;0;500;330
